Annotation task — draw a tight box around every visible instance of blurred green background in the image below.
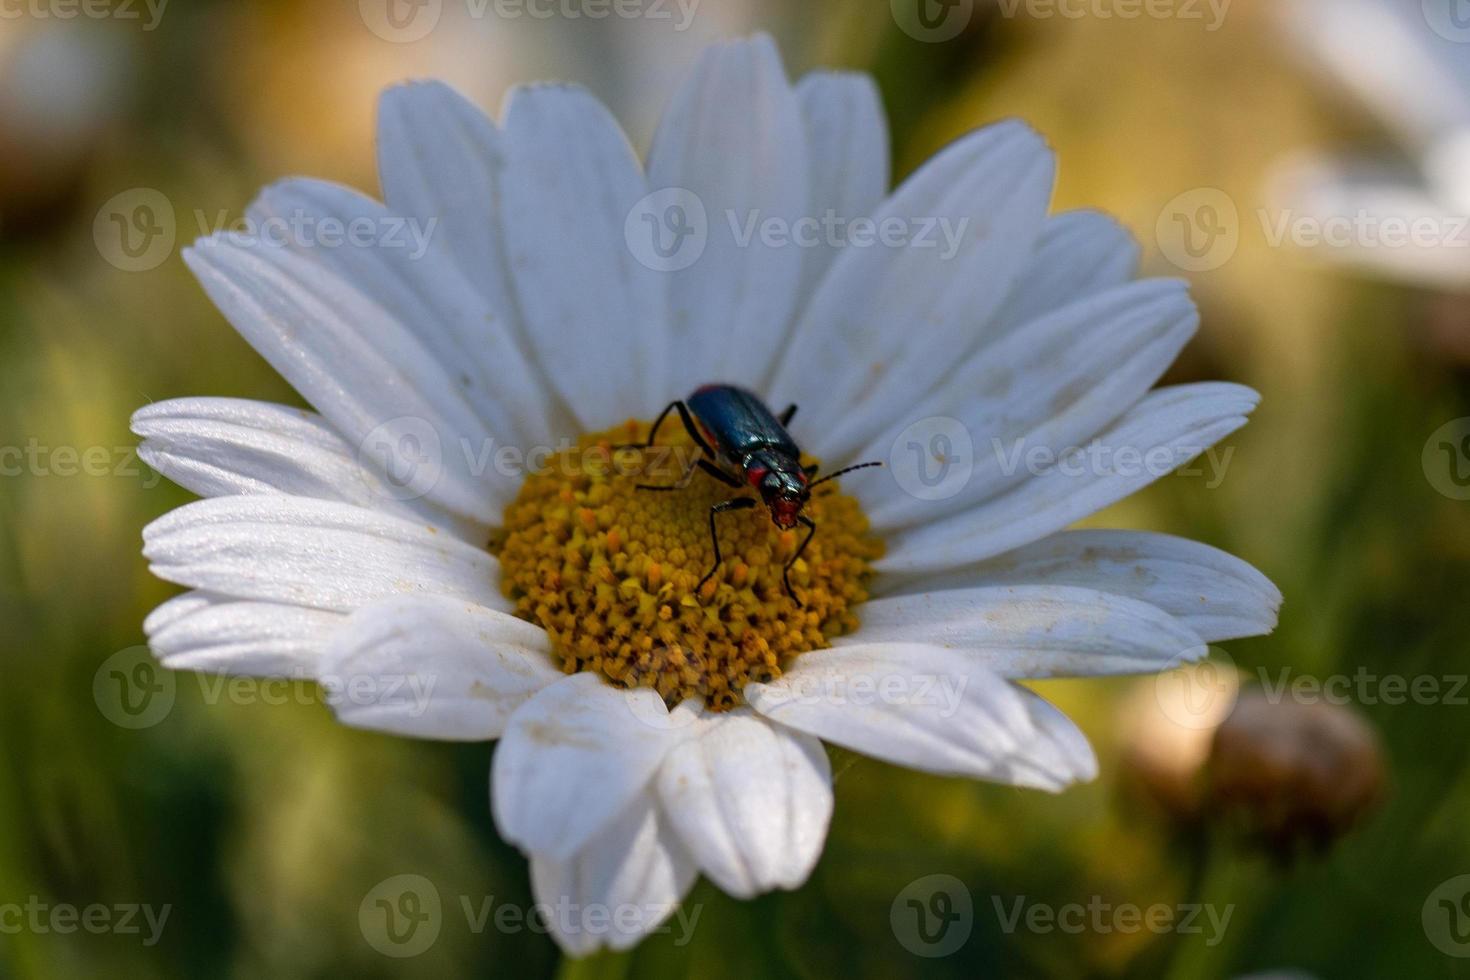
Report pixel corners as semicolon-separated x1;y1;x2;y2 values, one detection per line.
3;0;1470;976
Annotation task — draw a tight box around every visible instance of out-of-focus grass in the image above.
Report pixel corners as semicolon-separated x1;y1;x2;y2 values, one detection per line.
2;1;1469;977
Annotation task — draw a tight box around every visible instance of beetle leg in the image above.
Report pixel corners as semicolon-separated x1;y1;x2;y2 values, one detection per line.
633;400;729;489
642;401;680;448
783;515;817;605
614;401;677;454
696;459;743;487
697;497;759;595
779;403;798;426
643;400;719;458
802;462;820;478
638;455;742;491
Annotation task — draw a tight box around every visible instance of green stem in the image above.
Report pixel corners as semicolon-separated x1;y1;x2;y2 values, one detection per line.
1129;827;1214;980
554;949;636;980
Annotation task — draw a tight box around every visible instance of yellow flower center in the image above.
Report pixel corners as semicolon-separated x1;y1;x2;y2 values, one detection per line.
493;420;883;711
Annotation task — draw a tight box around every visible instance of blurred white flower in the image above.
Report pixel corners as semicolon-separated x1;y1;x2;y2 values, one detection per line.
1273;0;1470;287
0;21;135;219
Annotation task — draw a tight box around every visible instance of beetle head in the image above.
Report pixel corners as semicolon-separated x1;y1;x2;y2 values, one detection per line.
745;451;809;529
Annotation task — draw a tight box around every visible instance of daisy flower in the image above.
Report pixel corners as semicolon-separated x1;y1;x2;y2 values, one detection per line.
135;34;1280;955
1272;0;1470;287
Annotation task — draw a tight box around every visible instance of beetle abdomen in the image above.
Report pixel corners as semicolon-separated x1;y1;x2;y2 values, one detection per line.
687;384;799;457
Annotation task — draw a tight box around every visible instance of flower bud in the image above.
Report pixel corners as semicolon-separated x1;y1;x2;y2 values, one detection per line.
1205;689;1385;858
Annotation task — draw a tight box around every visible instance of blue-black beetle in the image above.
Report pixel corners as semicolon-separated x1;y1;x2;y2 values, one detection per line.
634;383;882;602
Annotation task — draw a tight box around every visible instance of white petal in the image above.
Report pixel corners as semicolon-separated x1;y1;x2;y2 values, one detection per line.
858;278;1197;527
1276;0;1470;153
1009;689;1099;785
795;71;890;299
321;595;560;741
887;529;1282;644
492;674;696;862
991;209;1140;336
747;644;1090;791
376;80;545;384
143;496;510;614
247;178;556;454
182;235;511;528
144;591;341;676
529;796;697;956
841;585;1206;678
1266;153;1470;288
132;397;476;538
877;383;1260;578
646;33;808;389
499;84;668;427
770;120;1055;445
657;710;831;898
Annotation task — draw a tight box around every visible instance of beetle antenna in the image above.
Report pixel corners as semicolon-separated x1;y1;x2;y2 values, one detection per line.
810;461;883;488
